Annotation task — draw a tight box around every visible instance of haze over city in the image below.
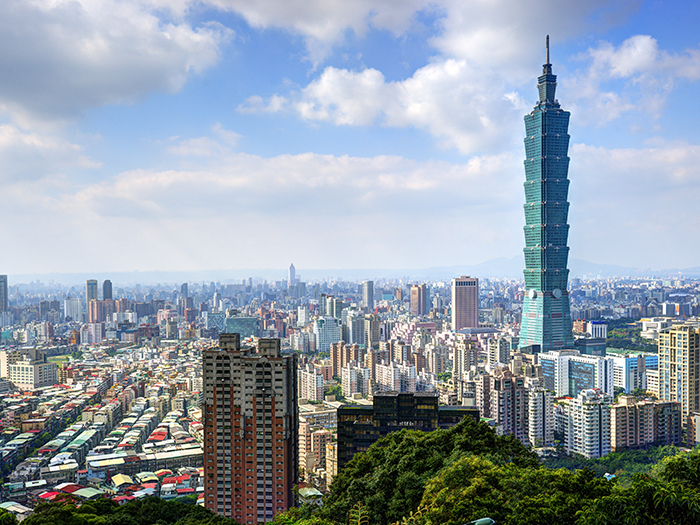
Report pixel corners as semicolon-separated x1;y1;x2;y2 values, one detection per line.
2;0;699;278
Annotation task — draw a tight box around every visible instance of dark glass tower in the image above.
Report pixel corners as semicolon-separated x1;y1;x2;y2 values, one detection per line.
519;37;574;352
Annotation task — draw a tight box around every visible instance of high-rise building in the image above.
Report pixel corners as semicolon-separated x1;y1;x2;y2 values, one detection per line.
559;388;612;459
362;281;374;311
0;275;7;312
103;279;113;301
181;282;189;298
528;387;554;447
519;37;574;352
538;349;614;397
86;279;98;305
476;368;529;445
410;284;428;316
203;334;298;523
314;317;342;353
288;264;297;287
658;324;700;423
451;276;478;331
487;338;511;367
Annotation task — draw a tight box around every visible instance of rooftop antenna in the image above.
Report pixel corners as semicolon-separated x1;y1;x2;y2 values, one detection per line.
546;35;550;64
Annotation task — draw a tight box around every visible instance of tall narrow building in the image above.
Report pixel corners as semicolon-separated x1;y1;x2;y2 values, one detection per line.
203;334;298;523
451;276;478;331
658;323;700;423
0;275;7;312
103;279;113;301
362;280;374;311
519;37;574;352
86;279;98;305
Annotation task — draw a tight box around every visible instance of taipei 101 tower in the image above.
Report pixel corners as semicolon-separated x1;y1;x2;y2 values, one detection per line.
519;36;574;352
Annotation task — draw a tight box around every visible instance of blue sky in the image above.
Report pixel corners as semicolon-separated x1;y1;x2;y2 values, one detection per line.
1;0;699;276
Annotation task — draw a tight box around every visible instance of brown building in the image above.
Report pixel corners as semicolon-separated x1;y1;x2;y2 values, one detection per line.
410;284;428;316
203;334;298;523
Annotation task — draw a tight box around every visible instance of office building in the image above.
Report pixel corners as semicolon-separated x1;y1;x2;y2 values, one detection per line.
410;284;428;316
181;282;188;298
64;297;82;322
314;317;342;353
658;324;700;423
203;334;298;523
451;276;478;331
559;389;612;459
0;275;7;312
538;350;614;397
288;264;297;287
362;280;374;311
519;38;574;352
86;279;98;305
337;392;478;469
103;280;112;301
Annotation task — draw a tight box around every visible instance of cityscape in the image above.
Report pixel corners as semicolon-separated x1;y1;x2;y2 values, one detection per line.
1;1;700;525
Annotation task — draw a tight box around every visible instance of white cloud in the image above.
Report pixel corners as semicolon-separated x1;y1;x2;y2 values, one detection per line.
566;35;700;123
0;0;231;127
202;0;432;64
0;124;101;181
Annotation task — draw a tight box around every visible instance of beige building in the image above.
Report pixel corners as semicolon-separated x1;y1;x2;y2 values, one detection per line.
610;395;655;450
658;324;700;423
8;348;57;390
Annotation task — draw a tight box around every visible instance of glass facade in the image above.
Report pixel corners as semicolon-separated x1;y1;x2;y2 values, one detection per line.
519;40;574;352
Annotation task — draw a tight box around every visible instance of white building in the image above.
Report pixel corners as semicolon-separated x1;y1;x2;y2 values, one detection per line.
539;350;614;397
313;317;342;353
528;387;554;447
298;364;324;402
64;298;82;322
559;389;612;459
376;362;416;393
341;365;371;398
8;349;58;390
487;338;510;367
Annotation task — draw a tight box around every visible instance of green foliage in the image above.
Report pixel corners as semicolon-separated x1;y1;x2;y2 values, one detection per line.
325;384;344;401
22;496;237;525
311;417;538;525
543;445;683;486
417;456;611;525
0;509;18;525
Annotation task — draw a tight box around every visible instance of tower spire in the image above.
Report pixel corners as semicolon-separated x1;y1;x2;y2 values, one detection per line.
546;35;550;65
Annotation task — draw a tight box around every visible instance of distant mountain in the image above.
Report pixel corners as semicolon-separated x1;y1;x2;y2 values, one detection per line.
9;259;700;286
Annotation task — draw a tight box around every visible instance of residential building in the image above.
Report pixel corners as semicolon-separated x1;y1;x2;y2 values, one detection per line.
528;387;554;447
341;365;371;398
375;362;416;393
560;389;612;459
476;368;529;445
658;324;700;423
487;338;510;367
298;365;324;402
610;395;655;450
203;334;298;523
8;349;58;390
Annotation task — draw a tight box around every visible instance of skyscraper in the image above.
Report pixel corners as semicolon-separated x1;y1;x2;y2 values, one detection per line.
86;279;98;305
103;279;113;301
0;275;7;311
519;37;574;352
181;282;188;298
203;334;298;523
288;263;296;286
362;280;374;311
451;276;478;331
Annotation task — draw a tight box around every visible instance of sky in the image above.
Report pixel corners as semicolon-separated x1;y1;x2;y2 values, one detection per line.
2;0;700;276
